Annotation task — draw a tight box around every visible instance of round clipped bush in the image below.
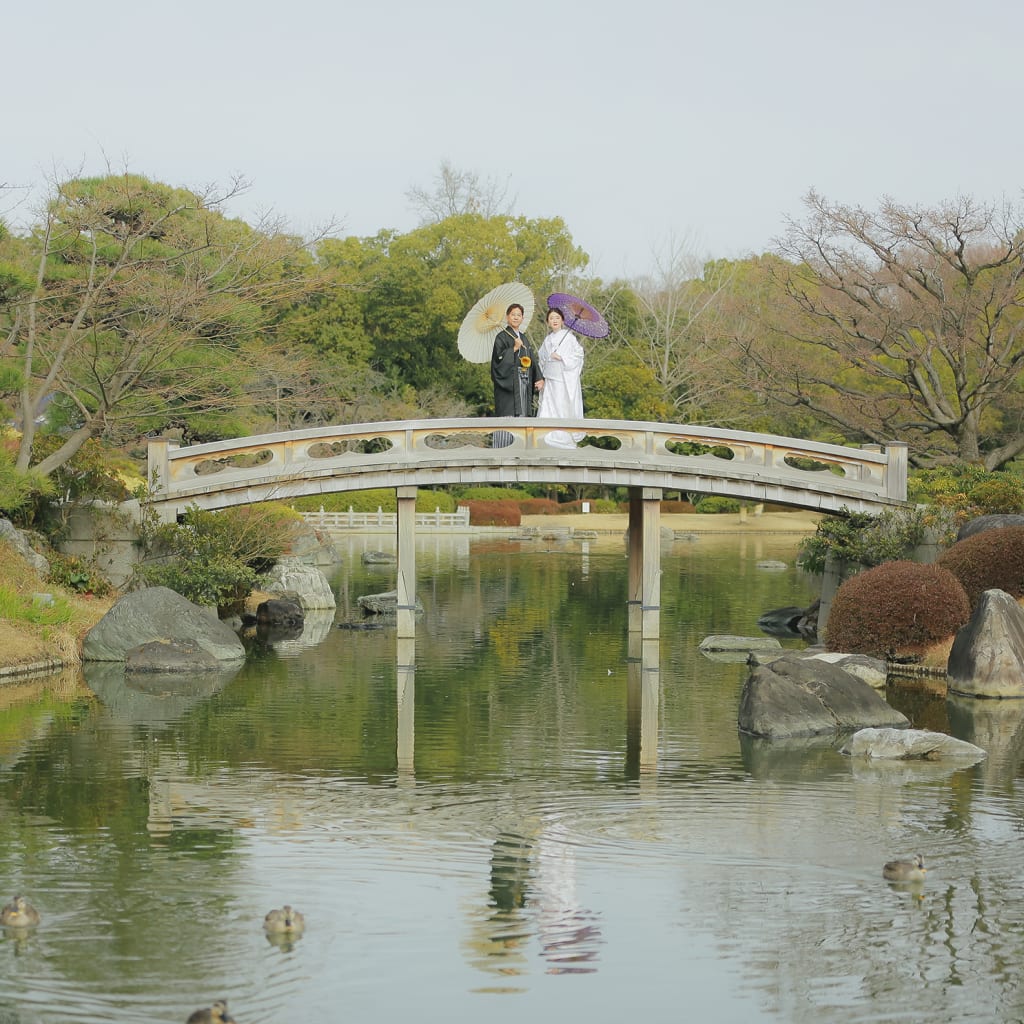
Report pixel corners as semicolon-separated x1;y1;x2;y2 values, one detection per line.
936;525;1024;606
825;560;970;659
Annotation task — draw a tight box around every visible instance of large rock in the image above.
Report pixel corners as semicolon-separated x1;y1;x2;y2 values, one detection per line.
259;559;336;610
284;522;342;566
358;590;424;616
956;514;1024;541
256;598;304;628
947;589;1024;698
700;635;783;653
361;550;397;565
125;639;223;673
748;649;887;689
83;586;245;663
0;517;49;575
738;652;909;739
805;652;887;689
839;727;986;761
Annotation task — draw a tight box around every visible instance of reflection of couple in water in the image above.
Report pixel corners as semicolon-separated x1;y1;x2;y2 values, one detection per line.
482;816;602;975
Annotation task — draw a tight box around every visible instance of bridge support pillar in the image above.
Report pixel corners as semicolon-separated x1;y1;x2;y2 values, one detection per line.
627;487;661;640
396;486;417;639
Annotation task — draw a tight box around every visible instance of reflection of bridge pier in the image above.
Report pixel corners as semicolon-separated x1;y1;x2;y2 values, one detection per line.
391;483;664;776
396;636;415;776
626;633;660;775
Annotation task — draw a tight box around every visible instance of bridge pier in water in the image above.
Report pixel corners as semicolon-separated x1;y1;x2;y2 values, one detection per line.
627;487;662;642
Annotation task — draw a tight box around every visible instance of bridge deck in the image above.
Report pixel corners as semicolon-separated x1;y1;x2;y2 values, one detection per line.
146;417;908;518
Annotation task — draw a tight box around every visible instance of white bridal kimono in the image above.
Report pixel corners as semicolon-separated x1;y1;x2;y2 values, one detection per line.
537;328;585;449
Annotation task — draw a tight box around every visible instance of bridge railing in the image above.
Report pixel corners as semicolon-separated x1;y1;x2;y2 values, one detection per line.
146;417;908;516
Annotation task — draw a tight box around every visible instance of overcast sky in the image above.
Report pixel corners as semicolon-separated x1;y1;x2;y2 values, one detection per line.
5;0;1021;281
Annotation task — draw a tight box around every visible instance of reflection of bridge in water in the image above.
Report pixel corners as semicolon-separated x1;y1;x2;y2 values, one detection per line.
147;417;908;769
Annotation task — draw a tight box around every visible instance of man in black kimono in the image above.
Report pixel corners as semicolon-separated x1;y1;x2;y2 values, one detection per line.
491;302;544;417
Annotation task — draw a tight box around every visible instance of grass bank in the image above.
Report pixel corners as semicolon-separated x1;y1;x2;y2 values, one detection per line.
0;541;115;679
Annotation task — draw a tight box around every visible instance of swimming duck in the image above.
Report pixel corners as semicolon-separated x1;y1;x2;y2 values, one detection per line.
263;905;305;935
186;999;235;1023
882;854;926;882
1;895;40;928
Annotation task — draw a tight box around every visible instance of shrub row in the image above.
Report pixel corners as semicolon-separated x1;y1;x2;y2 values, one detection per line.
461;500;521;526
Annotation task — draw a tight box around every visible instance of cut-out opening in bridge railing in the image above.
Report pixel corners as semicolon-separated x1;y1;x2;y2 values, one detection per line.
193;449;274;475
783;455;847;476
578;435;623;451
423;432;492;450
307;437;394;458
665;440;735;460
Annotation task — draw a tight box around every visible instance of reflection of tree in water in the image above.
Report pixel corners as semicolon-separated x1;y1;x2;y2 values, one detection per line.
490;832;532;911
466;821;603;978
462;832;533;978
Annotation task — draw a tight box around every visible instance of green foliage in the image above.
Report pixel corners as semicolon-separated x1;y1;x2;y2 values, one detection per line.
3;172;318;479
825;560;970;658
909;465;1024;529
584;361;672;422
936;525;1024;606
0;585;74;626
798;507;928;575
316;212;588;407
134;502;300;608
0;439;54;521
694;496;741;514
666;441;734;459
46;552;115;597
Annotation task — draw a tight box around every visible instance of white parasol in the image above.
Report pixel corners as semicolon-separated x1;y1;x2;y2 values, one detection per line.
457;282;535;363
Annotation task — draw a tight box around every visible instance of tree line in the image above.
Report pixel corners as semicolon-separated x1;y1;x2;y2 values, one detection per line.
4;166;1024;517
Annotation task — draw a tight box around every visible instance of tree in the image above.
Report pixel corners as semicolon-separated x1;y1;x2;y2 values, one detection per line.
617;235;737;422
1;172;319;477
315;213;589;411
406;160;515;223
740;191;1024;469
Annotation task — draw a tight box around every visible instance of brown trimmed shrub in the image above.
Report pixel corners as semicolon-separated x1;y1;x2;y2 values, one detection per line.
661;499;697;513
825;560;970;658
518;499;561;515
936;525;1024;606
462;501;521;526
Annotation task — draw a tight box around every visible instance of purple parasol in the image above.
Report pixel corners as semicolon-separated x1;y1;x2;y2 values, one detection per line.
546;293;610;339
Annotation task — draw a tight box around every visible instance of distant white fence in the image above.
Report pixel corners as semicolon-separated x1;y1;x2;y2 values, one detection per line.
300;506;471;530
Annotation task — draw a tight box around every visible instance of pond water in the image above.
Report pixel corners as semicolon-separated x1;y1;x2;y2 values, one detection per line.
3;530;1024;1024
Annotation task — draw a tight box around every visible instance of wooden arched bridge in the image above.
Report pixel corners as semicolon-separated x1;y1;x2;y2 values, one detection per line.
146;417;908;642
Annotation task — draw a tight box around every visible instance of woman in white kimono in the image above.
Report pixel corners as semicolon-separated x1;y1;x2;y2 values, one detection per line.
536;307;585;449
